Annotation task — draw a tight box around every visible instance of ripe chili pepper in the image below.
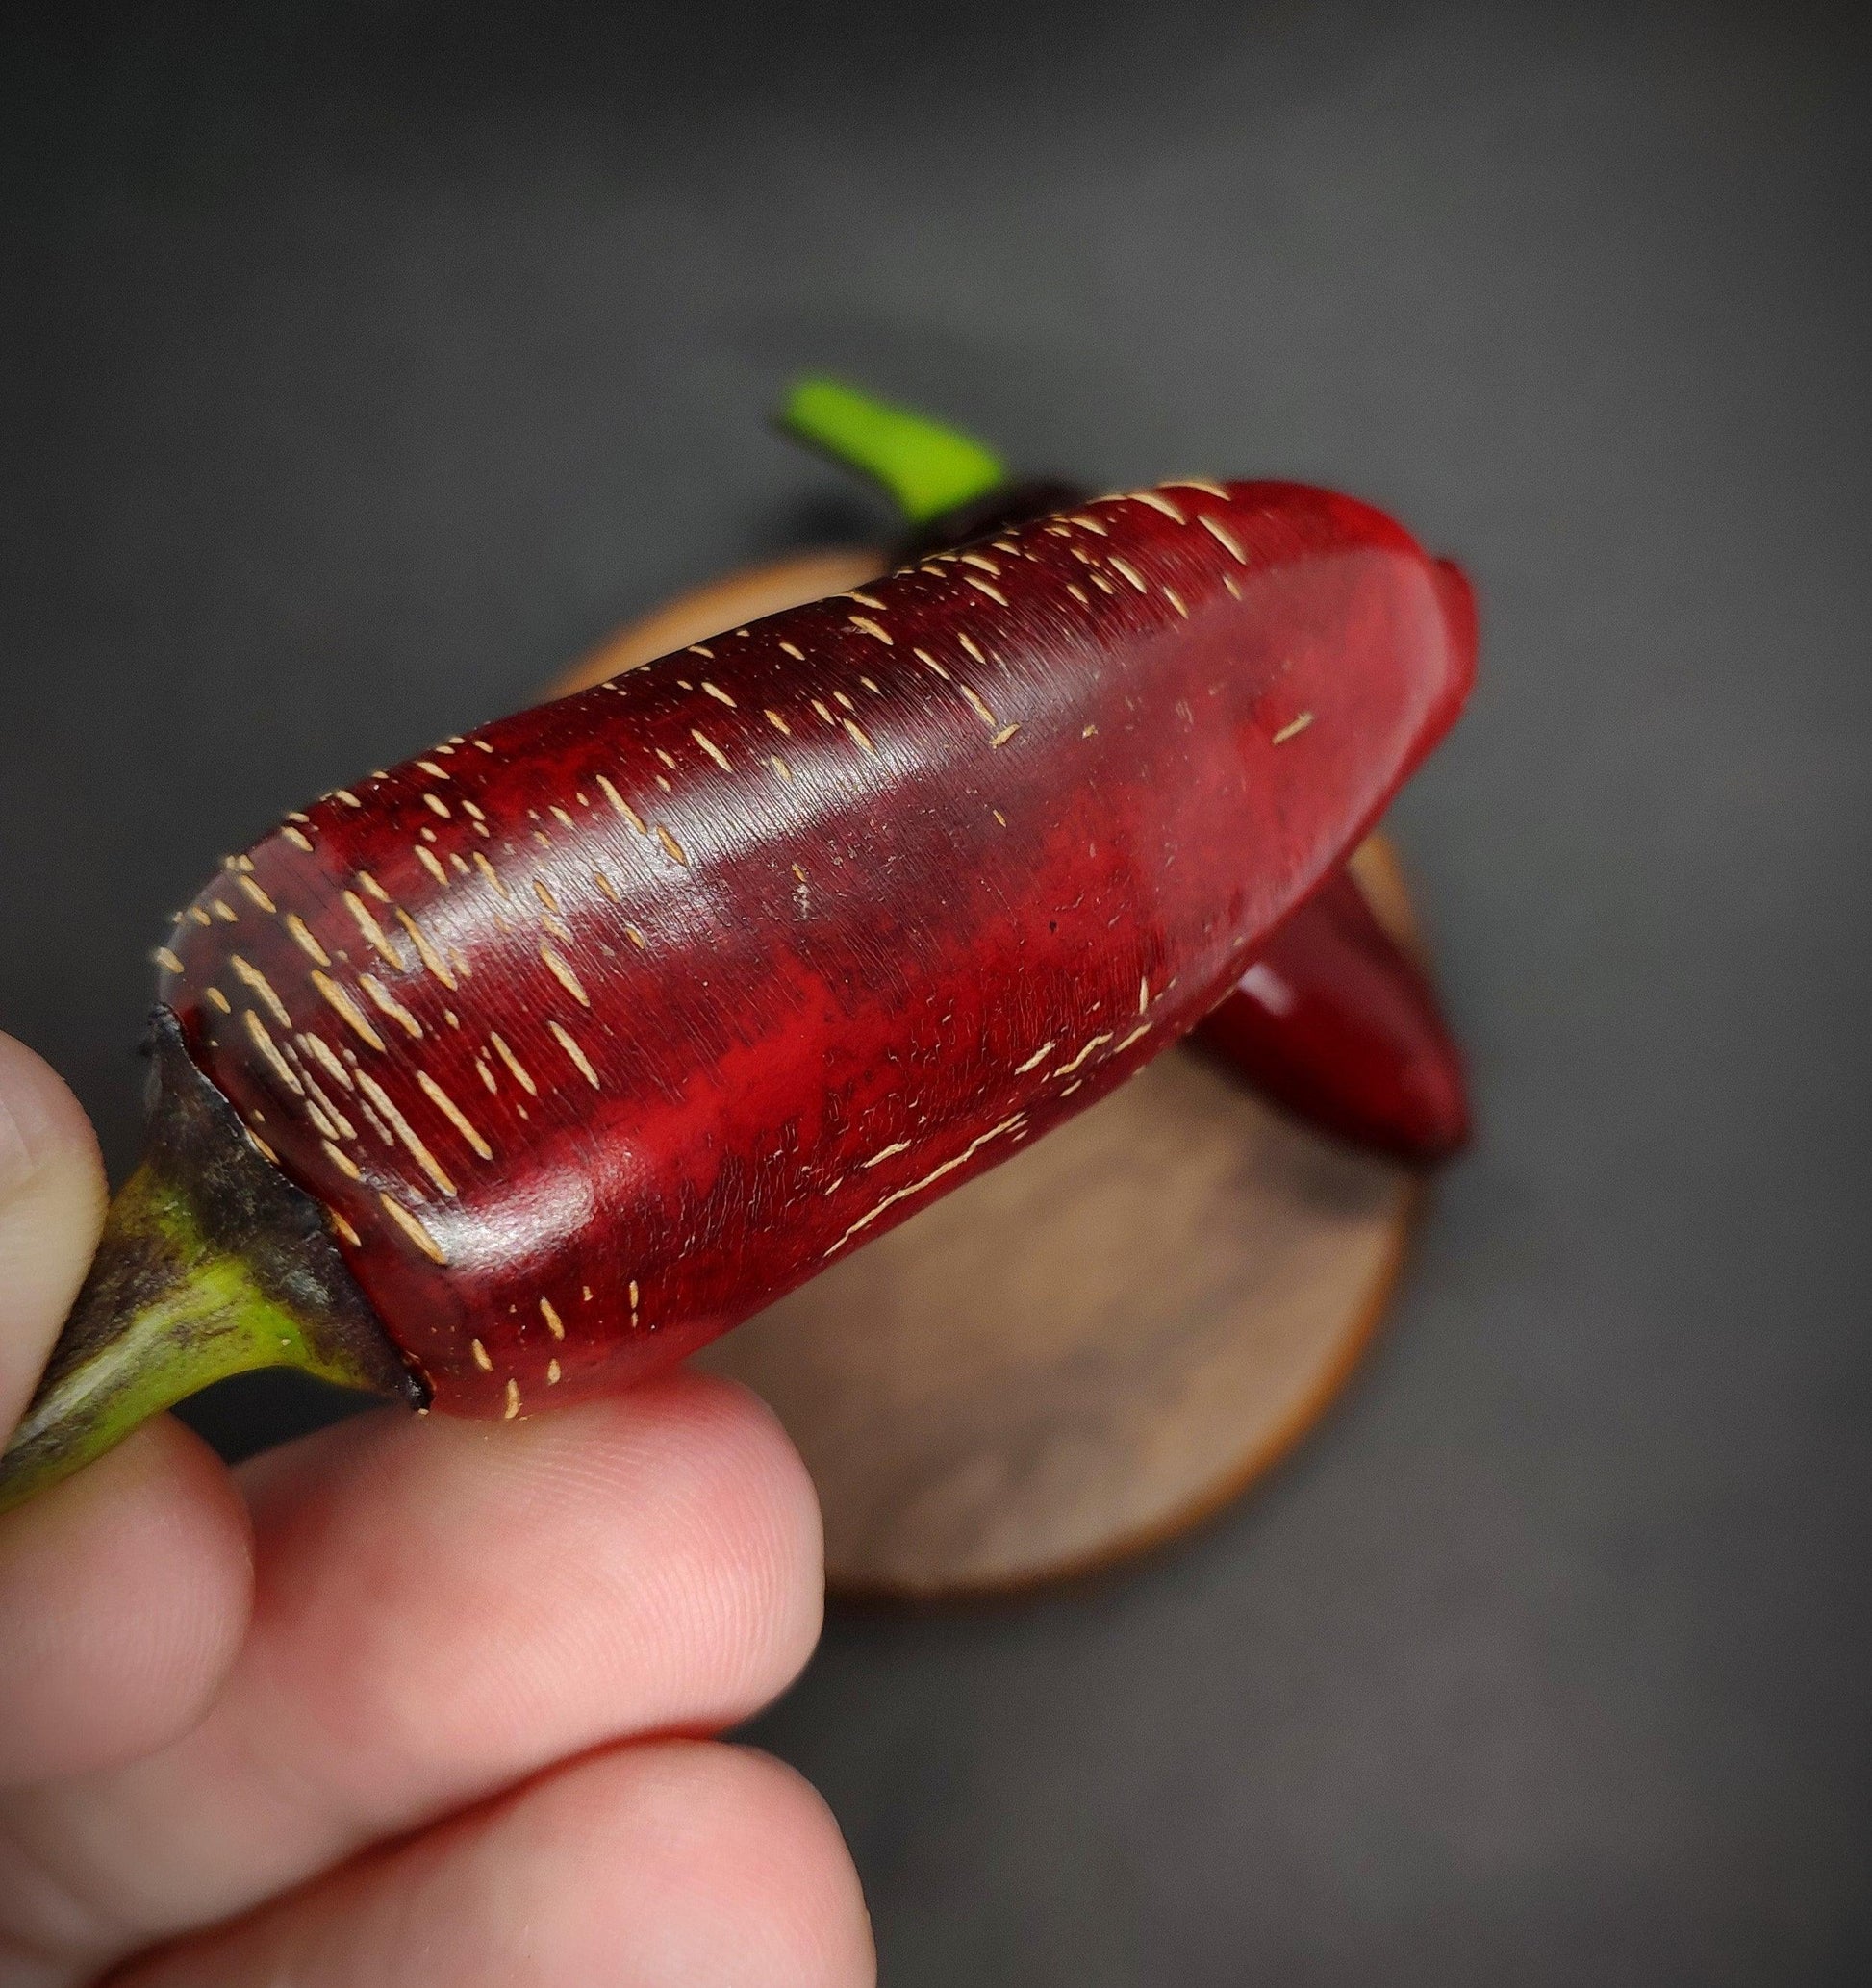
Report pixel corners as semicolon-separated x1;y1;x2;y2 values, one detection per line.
1199;865;1470;1160
780;378;1474;1162
0;470;1473;1511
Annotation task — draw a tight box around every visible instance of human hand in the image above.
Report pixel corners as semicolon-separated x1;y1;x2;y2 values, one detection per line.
0;1030;873;1985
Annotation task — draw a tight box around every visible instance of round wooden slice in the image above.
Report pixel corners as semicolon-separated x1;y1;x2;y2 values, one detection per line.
554;556;1429;1599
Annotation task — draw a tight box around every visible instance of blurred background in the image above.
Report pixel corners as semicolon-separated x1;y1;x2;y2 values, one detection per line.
3;2;1869;1979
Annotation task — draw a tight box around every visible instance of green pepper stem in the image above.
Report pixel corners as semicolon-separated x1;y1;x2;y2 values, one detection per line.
776;376;1006;525
0;1165;385;1511
0;1011;420;1516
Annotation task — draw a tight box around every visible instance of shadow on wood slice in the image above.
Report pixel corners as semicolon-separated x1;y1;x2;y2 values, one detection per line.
555;551;1429;1600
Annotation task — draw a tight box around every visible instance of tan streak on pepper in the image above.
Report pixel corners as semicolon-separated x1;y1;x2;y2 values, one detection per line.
356;1070;457;1196
417;1069;494;1161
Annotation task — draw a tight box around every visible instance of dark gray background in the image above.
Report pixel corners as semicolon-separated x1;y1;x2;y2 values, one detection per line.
4;3;1869;1980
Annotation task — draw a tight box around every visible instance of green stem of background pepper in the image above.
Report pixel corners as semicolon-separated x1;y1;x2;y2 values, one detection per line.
777;377;1008;523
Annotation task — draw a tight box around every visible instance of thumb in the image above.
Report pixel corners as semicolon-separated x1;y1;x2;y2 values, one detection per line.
0;1029;109;1434
0;1037;252;1793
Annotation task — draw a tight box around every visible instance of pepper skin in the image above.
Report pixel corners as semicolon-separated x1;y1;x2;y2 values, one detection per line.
569;568;1473;1168
918;532;1476;1166
867;443;1477;1167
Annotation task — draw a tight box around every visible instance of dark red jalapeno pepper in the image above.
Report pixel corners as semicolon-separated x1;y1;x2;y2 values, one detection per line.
2;455;1473;1511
